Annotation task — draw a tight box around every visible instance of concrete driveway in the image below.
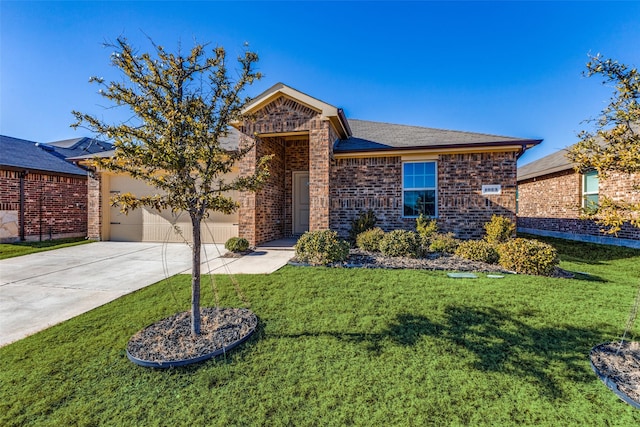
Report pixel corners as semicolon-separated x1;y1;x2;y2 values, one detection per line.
0;241;293;347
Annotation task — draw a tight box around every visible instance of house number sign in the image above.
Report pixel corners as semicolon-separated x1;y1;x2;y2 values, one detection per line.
481;184;502;195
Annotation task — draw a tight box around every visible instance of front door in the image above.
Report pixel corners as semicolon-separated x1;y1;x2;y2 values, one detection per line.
293;171;310;235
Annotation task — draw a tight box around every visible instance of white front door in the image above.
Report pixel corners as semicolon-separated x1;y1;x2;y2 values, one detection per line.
293;172;310;235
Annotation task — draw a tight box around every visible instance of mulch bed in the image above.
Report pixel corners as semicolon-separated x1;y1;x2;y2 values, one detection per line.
127;307;257;366
590;341;640;407
294;249;574;278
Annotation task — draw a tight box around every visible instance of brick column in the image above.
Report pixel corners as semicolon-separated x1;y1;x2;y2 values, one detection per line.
238;133;257;246
87;172;102;240
309;121;331;230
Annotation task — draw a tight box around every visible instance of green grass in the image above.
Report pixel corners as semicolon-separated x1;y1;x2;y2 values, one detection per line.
1;239;640;426
0;237;92;260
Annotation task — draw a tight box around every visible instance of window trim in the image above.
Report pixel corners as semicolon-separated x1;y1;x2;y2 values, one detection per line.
401;160;438;218
582;170;599;209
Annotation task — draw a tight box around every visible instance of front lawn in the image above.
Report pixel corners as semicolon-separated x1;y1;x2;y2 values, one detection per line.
1;239;639;426
0;237;92;260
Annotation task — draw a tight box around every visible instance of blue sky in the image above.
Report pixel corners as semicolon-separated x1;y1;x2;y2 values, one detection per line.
2;1;639;166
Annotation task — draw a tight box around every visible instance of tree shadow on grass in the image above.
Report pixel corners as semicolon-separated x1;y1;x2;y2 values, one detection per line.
275;307;610;400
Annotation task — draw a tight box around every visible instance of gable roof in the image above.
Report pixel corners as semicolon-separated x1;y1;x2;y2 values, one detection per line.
517;147;576;181
240;83;351;139
334;119;542;154
0;135;88;176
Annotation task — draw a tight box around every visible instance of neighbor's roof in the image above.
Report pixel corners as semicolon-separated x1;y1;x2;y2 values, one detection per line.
67;128;241;161
517;147;576;181
0;135;88;176
334;119;542;153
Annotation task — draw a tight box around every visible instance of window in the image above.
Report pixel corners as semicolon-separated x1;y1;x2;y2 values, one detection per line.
403;161;437;217
582;170;599;210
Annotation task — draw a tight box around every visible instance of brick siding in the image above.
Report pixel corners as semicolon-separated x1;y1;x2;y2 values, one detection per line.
284;139;309;236
0;168;87;242
330;151;518;240
517;170;640;241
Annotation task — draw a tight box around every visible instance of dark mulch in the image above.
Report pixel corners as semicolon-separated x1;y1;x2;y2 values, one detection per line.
590;341;640;406
293;249;574;278
127;307;257;364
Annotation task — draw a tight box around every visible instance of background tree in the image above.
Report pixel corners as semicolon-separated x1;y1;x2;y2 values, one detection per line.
72;38;270;335
567;54;640;234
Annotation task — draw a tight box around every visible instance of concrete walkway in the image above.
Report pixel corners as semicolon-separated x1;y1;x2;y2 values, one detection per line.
0;241;293;347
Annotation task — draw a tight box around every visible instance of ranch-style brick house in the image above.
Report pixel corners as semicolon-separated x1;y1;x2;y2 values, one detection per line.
517;146;640;248
85;83;542;245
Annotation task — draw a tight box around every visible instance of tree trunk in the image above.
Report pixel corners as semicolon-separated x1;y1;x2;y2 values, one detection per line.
190;213;202;336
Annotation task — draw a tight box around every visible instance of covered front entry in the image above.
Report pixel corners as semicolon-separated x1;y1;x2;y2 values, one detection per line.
235;83;351;246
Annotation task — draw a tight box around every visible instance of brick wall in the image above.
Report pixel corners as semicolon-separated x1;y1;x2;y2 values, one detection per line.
0;168;87;242
517;170;640;241
330;151;517;240
438;152;517;239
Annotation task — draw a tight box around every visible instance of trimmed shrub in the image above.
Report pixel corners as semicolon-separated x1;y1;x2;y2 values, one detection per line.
348;210;377;244
455;240;499;264
416;215;438;240
224;237;250;252
484;215;516;245
295;230;350;266
429;233;460;254
356;227;385;252
379;230;421;258
498;238;558;276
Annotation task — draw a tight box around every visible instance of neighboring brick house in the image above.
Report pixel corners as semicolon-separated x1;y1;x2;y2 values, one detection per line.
517;147;640;248
235;83;542;245
0;135;110;242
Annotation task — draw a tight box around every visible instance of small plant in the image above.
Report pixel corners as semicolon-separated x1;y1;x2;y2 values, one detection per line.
416;215;438;240
224;237;250;253
295;230;350;266
379;230;421;258
484;215;515;245
348;210;378;244
356;227;385;252
429;232;460;254
498;238;558;276
455;240;499;264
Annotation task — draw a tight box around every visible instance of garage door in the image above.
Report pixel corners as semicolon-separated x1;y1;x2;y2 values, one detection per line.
107;174;239;244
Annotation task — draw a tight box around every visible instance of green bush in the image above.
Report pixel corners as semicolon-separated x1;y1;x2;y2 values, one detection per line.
484;215;515;244
429;233;460;254
348;210;378;244
455;240;499;264
379;230;421;258
224;237;250;252
498;238;558;276
295;230;350;266
416;215;438;240
356;227;385;252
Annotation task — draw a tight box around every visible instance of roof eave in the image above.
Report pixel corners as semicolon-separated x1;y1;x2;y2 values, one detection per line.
335;139;543;155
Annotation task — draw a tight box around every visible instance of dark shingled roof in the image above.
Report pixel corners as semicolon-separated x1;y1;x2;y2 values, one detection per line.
68;128;240;161
0;135;88;176
517;147;576;181
334;119;541;153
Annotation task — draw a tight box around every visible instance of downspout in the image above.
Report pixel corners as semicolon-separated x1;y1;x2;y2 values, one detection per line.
19;170;28;241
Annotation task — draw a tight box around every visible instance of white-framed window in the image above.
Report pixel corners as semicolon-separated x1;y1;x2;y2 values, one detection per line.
402;161;437;217
582;170;599;210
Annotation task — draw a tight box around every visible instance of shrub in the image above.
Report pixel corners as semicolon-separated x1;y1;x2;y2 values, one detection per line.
356;227;385;252
379;230;421;258
295;230;350;266
455;240;499;264
224;237;249;252
416;215;438;240
429;233;460;254
348;210;378;244
497;238;558;276
484;215;516;245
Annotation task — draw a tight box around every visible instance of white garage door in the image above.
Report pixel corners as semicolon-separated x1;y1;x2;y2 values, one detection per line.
107;174;239;244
